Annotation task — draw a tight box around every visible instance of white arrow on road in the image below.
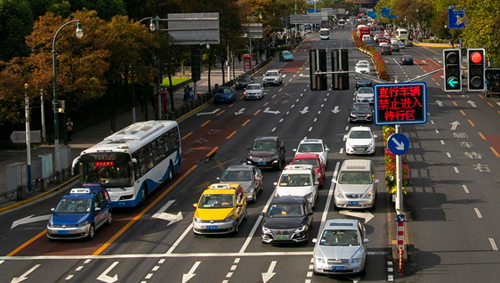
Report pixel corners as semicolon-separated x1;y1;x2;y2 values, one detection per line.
339;210;375;223
234;108;245;115
11;214;51;229
182;261;201;283
152;200;183;226
450;121;460;131
299;106;309;114
331;106;341;114
97;261;119;283
264;107;280;115
196;108;220;116
261;261;277;283
391;136;405;150
435;100;443;107
467;100;477;108
11;264;40;283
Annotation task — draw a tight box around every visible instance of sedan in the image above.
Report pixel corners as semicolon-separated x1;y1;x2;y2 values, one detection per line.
244;83;263;99
344;126;377;155
380;46;392;55
280;50;294;61
290;153;325;188
398;41;405;49
355;64;370;75
354;87;375;104
293;138;329;168
217;165;263;202
235;75;252;89
355;76;372;90
246;136;286;170
391;43;400;52
312;219;369;275
214;86;236;104
401;55;414;65
349;102;373;123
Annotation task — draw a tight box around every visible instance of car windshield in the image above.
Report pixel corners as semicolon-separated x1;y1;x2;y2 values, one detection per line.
352;104;371;111
358;88;373;93
198;194;234;208
221;170;253;181
292;158;319;167
279;173;312;186
266;72;278;77
267;203;304;217
247;85;260;90
217;88;233;94
55;198;92;213
319;229;360;246
338;171;372;184
357;64;369;69
283;52;291;56
238;76;250;83
297;143;323;153
251;141;277;151
349;130;372;139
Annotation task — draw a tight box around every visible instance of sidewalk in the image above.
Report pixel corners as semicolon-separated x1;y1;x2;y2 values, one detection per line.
0;58;257;211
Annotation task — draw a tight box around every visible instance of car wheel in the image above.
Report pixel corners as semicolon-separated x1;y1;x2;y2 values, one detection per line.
276;159;282;171
88;224;95;239
140;185;148;206
233;221;239;234
107;210;112;225
252;191;257;203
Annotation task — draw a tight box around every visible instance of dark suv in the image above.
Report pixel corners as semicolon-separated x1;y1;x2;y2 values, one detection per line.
246;136;286;170
380;46;392;55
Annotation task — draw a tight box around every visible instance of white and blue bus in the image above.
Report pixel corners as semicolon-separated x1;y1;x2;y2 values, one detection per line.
319;28;330;40
72;121;181;208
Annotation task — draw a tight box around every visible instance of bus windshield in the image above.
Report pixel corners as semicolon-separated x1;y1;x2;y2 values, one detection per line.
79;152;133;188
319;29;329;36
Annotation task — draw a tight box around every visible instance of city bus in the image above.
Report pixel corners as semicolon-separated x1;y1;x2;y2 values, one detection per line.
395;28;408;41
319;28;330;40
338;19;345;28
72;121;181;208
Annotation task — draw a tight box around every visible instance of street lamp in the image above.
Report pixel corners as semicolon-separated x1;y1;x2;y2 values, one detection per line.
52;20;82;181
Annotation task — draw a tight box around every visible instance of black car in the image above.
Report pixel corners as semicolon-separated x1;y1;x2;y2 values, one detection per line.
401;55;414;65
355;76;373;90
235;75;252;89
349;102;373;123
391;43;400;52
246;136;286;170
380;46;392;55
261;196;313;244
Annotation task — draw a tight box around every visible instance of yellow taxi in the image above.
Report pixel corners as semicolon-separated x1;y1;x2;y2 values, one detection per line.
193;183;247;235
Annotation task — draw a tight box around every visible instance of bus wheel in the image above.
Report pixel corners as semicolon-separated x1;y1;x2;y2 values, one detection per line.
140;185;148;206
167;164;173;182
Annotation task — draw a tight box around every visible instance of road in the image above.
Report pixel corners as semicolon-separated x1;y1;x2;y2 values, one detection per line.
1;25;500;283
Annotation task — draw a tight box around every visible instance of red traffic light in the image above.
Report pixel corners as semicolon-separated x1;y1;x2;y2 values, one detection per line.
470;51;483;64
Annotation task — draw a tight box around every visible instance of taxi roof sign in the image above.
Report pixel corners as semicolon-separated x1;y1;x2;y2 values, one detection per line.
70;188;91;194
209;184;231;189
284;164;314;170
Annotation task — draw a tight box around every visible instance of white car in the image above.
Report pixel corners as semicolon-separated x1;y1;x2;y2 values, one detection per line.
344;126;377;155
243;83;263;99
354;87;374;104
355;60;370;67
293;139;329;168
274;165;319;207
355;64;370;75
262;69;283;86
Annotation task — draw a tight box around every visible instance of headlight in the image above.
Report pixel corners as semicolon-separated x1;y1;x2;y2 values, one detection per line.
362;190;373;199
351;257;362;264
77;220;89;227
315;257;326;264
335;189;345;198
262;226;271;233
243;91;247;95
47;222;53;228
224;216;234;223
367;113;372;117
350;113;357;117
305;192;313;199
295;225;306;233
351;248;365;264
193;217;202;223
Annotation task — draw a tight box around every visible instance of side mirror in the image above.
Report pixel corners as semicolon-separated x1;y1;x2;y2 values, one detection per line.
314;181;319;185
312;238;318;243
246;147;250;150
374;179;380;184
307;211;313;216
373;134;378;138
332;179;338;184
95;207;101;211
293;148;297;152
273;182;278;186
343;135;348;140
51;208;55;212
363;238;370;243
193;203;198;207
260;212;265;216
216;177;221;181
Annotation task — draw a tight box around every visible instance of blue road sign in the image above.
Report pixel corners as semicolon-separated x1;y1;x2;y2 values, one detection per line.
387;133;410;155
396;214;405;222
381;7;389;18
448;7;465;29
308;9;318;13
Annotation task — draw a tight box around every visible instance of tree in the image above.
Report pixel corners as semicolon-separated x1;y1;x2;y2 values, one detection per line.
0;0;33;61
68;0;127;21
0;58;31;125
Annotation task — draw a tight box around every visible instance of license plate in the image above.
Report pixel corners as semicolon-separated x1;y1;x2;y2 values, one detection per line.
58;230;70;235
276;235;290;240
332;266;345;271
356;148;365;151
249;95;255;98
348;201;359;205
258;162;266;165
206;226;218;230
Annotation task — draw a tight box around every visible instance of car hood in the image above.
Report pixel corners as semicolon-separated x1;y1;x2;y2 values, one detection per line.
194;208;233;221
264;76;279;80
215;93;233;97
356;93;374;98
351;109;371;115
249;150;276;158
245;89;262;94
346;138;374;146
262;216;306;229
314;245;363;260
337;183;373;194
276;186;314;197
50;213;89;225
356;79;371;85
221;180;253;191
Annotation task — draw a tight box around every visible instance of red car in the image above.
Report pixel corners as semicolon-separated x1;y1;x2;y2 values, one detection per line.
290;153;325;188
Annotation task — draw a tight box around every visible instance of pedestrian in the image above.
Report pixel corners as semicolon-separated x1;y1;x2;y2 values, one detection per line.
66;117;73;142
238;53;242;63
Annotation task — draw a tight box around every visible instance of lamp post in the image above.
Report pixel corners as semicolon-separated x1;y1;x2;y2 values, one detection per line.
150;16;163;120
52;20;83;181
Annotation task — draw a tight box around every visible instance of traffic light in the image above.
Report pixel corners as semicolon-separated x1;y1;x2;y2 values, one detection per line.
331;49;349;90
309;49;327;90
467;48;485;91
443;49;461;92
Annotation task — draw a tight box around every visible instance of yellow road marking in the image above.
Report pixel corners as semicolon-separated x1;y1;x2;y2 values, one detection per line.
200;120;210;127
216;110;225;116
7;230;46;256
453;101;458;106
182;132;193;140
478;132;486;140
242;119;250;126
491;147;500;157
226;131;236;139
254;109;261;115
460;110;466;116
487;102;494;107
468;120;475;127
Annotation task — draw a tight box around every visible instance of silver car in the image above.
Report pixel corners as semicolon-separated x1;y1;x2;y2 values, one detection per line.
354;87;374;104
313;219;369;275
217;165;263;202
244;83;264;100
333;159;379;209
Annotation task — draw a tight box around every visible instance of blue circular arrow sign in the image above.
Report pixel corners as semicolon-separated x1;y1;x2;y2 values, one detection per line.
387;133;410;155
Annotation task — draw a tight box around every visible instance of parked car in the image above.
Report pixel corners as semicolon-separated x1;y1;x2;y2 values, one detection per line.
261;196;313;244
243;83;264;99
217;165;263;202
214;86;236;104
262;69;283;86
47;187;112;240
312;219;369;275
344;126;377;155
246;136;286;170
332;159;379;209
349;102;373;123
401;55;414;65
235;75;252;89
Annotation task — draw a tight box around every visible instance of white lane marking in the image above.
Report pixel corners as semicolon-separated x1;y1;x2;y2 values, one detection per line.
296;99;300;102
435;129;439;134
308;127;313;132
339;148;344;154
462;185;469;193
318;110;321;114
345;126;349;131
474;208;483;218
145;273;153;279
321;104;324;108
84;259;91;264
230;265;237;271
166;223;193;255
291;104;295;108
97;261;119;283
431;120;435;124
454;167;459;173
75;266;84;271
286;111;289;115
446;152;451;158
271;127;277;132
234;258;240;264
65;275;74;280
313;118;317;122
440;140;445;145
316;162;340;239
152;266;159;271
279;118;284;123
262;261;277;283
182;261;201;283
158;259;165;264
489;238;498;251
300;93;304;96
226;272;233;278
